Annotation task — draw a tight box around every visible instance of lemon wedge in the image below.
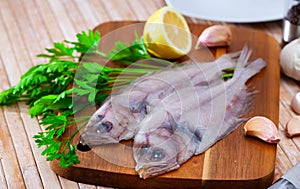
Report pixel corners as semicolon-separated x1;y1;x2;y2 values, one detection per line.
143;6;192;59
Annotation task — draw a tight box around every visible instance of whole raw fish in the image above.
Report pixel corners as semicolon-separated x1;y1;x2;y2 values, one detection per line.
133;47;266;179
78;52;241;149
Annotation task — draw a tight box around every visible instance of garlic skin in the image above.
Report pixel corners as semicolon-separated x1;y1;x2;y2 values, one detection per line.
291;92;300;114
286;116;300;138
195;25;232;48
244;116;280;143
280;37;300;81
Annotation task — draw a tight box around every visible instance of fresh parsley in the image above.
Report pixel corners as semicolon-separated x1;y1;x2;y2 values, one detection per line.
0;29;172;168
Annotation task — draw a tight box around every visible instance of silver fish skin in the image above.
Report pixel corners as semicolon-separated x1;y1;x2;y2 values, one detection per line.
79;53;239;147
133;47;266;179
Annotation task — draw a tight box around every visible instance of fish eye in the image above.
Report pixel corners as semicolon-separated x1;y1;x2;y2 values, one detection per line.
96;121;113;133
97;115;104;121
149;148;164;161
138;144;150;156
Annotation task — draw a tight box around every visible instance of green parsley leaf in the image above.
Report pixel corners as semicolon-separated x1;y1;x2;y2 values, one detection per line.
0;29;173;168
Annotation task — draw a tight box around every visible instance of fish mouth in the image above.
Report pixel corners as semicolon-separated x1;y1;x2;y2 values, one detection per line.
77;139;92;152
136;162;180;179
77;133;119;151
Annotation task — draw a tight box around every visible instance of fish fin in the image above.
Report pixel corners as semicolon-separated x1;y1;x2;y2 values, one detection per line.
112;59;180;96
111;58;173;94
198;87;256;154
216;50;240;64
156;111;180;133
166;111;179;131
111;72;154;95
219;88;256;139
235;45;252;69
213;58;264;140
235;87;257;118
130;100;149;114
195;55;265;155
194;128;206;142
232;58;266;82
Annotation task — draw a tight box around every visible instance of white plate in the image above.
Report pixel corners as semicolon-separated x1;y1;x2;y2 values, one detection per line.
165;0;284;23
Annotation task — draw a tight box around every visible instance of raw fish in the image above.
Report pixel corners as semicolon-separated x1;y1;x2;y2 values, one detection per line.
79;51;242;148
133;47;266;178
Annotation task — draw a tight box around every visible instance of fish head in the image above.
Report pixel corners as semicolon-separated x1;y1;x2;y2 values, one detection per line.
133;127;181;179
78;101;130;149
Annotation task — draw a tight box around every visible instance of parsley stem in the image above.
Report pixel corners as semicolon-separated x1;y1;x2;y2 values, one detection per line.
94;50;108;57
222;67;235;72
110;69;157;74
121;60;172;69
69;118;90;140
15;97;31;101
108;75;142;80
222;73;234;78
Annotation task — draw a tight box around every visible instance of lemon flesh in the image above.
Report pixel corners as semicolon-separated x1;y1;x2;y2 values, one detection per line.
143;6;192;59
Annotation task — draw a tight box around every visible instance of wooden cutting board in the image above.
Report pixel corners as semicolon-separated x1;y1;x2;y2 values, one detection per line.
51;21;280;189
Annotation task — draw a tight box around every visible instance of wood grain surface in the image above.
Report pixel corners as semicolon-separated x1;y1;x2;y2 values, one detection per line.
0;1;299;189
50;21;280;189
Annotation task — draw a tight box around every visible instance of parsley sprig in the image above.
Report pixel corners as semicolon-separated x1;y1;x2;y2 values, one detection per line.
0;30;172;168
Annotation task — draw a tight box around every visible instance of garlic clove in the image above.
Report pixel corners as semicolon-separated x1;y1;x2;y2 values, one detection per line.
291;92;300;114
286;116;300;138
244;116;280;143
195;25;232;49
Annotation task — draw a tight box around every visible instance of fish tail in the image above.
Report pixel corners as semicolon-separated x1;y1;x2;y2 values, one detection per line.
238;87;257;117
232;57;266;82
216;45;246;63
217;57;266;141
220;87;256;138
193;89;256;154
205;84;257;149
236;45;252;68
